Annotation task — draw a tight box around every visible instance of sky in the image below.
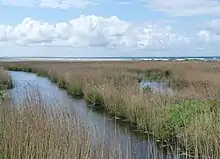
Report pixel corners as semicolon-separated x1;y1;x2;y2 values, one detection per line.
0;0;220;57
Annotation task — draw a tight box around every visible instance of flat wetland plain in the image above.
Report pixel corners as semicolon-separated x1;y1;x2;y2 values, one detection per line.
1;60;220;158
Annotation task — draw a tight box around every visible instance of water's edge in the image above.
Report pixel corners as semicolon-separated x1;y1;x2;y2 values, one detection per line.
8;70;186;159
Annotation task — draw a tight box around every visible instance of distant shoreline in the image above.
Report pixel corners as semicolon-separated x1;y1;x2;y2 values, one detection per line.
0;56;219;62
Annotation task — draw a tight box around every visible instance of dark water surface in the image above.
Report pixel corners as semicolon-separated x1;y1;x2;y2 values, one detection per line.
9;71;185;159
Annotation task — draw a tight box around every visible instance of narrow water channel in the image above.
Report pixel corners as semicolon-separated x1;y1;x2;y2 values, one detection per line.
9;71;184;159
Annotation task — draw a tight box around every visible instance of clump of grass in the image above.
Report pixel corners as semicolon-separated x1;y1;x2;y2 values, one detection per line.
36;70;49;77
142;86;152;92
49;76;58;83
85;88;104;107
128;68;172;82
58;77;67;89
67;84;84;99
0;68;13;91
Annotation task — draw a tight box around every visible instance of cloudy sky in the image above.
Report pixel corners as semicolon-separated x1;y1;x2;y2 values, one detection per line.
0;0;219;57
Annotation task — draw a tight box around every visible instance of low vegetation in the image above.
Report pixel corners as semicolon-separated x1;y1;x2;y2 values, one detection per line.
0;68;13;97
2;61;220;158
0;92;128;158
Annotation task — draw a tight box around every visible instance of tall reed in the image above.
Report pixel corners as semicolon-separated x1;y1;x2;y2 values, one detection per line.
0;68;13;91
2;61;220;158
0;89;129;159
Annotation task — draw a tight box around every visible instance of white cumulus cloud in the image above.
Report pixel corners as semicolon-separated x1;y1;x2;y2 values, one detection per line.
198;30;211;42
198;19;220;42
0;0;97;8
0;15;189;49
207;19;220;34
145;0;220;16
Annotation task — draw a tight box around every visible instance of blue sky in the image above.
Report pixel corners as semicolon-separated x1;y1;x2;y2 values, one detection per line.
0;0;220;57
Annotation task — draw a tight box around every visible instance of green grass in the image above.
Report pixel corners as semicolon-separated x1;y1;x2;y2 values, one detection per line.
153;100;220;155
128;68;171;82
128;68;189;90
57;78;67;89
85;89;104;107
0;69;13;101
67;84;84;99
0;74;13;91
0;81;13;90
48;76;58;83
7;66;33;72
142;86;152;92
0;90;3;99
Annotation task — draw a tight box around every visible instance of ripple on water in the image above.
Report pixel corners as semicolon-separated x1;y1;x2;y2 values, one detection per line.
9;71;185;159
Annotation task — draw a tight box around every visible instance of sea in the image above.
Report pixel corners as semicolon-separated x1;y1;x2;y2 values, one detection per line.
0;56;220;62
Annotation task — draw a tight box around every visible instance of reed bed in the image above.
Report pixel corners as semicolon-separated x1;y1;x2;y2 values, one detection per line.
1;61;220;158
0;67;13;92
0;83;176;159
0;90;128;159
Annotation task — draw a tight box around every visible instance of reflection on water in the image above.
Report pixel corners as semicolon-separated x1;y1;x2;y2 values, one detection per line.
9;71;184;159
140;81;174;95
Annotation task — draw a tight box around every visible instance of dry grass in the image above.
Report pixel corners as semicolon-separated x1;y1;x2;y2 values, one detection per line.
0;67;13;91
1;61;220;158
0;84;173;159
0;90;127;159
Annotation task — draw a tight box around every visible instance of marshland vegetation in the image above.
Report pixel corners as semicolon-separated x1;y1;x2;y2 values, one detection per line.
0;67;13;90
1;61;220;158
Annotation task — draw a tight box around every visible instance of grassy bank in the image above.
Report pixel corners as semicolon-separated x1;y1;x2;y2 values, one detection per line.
0;68;13;97
3;61;220;157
